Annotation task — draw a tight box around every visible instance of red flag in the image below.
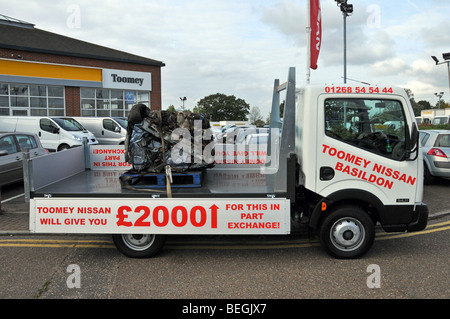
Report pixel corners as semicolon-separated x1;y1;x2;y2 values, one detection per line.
310;0;322;70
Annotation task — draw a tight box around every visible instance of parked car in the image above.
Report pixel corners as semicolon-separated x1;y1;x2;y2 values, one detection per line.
217;125;255;143
70;117;127;145
0;132;48;187
243;133;269;145
419;130;450;184
432;116;450;125
209;126;222;141
235;127;269;145
0;116;98;152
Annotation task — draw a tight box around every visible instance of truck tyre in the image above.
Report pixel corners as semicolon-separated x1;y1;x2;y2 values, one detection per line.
318;205;375;259
112;234;167;258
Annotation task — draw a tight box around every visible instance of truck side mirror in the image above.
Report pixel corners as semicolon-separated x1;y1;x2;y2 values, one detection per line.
410;122;418;150
52;127;60;134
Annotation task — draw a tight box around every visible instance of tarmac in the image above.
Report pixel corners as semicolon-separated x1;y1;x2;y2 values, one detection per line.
1;197;449;235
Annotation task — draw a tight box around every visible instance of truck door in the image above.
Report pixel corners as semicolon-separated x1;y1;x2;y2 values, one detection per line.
316;95;419;208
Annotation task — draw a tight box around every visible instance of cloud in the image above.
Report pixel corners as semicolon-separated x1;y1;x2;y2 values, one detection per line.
420;20;450;50
1;0;450;114
260;0;304;42
371;58;411;76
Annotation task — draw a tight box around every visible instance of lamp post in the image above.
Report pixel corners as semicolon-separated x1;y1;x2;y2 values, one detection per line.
180;96;186;111
434;92;444;109
431;52;450;95
335;0;353;84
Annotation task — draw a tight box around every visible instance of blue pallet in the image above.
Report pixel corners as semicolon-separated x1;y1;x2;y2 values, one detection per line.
121;171;203;188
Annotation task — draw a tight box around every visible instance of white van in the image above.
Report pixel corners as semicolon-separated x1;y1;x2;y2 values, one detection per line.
71;117;127;145
432;115;450;125
0;116;98;152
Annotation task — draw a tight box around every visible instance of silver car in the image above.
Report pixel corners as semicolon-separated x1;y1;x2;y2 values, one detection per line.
419;130;450;184
235;127;269;145
0;132;48;187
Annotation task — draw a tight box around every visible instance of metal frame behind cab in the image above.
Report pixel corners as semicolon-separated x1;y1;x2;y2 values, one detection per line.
268;67;296;192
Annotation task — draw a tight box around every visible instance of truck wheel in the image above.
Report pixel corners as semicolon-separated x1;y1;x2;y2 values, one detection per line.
112;234;166;258
318;205;375;259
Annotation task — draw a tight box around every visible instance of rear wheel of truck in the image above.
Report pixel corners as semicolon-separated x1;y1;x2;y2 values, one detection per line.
112;234;167;258
318;205;375;259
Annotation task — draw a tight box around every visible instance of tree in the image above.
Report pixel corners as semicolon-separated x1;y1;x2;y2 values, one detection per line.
415;100;432;116
435;101;450;109
248;106;264;126
404;88;421;116
193;93;250;121
417;100;431;110
265;112;271;125
166;105;176;112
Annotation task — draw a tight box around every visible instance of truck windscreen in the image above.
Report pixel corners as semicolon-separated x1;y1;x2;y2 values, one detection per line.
324;98;407;161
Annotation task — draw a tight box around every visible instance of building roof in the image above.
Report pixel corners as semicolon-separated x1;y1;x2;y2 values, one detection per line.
0;15;165;67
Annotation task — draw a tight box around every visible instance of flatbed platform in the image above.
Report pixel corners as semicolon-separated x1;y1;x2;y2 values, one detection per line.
31;168;279;198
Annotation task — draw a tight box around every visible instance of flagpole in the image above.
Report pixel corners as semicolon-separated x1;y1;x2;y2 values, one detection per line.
306;0;311;84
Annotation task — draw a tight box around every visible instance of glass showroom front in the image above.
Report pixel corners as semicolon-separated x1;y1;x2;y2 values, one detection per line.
0;83;65;116
81;88;150;117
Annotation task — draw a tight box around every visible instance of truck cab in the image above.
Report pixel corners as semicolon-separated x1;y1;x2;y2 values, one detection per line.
302;86;423;217
269;68;427;258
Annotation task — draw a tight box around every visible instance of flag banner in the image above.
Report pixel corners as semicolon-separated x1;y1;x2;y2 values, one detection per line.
310;0;322;70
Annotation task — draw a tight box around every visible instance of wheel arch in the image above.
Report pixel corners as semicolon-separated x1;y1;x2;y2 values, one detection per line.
57;143;70;151
309;189;386;231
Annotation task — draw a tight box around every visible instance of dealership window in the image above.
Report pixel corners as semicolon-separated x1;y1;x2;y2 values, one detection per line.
80;88;150;117
0;83;65;116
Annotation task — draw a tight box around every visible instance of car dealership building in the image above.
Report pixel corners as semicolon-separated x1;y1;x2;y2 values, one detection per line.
0;15;165;117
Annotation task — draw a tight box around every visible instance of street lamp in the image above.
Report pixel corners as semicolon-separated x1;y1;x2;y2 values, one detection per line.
180;96;187;111
335;0;353;84
434;92;444;109
431;52;450;95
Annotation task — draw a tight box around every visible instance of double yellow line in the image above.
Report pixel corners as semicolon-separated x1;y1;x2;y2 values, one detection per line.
375;220;450;241
0;220;449;250
0;238;114;249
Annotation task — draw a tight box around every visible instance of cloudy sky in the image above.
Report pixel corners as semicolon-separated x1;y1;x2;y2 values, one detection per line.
2;0;450;117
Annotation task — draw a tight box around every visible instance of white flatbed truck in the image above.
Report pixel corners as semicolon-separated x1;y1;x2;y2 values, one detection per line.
25;68;428;259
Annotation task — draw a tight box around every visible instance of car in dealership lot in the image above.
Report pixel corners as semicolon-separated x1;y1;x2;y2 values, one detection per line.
241;133;269;145
216;125;255;143
0;132;48;187
419;130;450;184
235;127;269;145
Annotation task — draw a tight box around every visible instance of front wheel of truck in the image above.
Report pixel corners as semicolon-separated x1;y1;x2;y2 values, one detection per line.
318;205;375;259
112;234;167;258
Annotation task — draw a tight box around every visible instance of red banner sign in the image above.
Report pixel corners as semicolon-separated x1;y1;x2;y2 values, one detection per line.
310;0;322;70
